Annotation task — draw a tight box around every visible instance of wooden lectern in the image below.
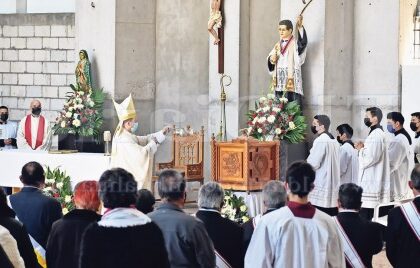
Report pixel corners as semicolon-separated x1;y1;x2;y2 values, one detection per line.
211;135;280;191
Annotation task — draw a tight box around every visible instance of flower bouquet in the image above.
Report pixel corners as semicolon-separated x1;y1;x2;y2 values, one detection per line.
246;92;306;143
43;166;74;215
221;189;249;224
52;86;105;141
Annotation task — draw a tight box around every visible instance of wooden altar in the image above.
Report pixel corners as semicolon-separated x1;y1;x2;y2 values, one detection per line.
211;136;280;191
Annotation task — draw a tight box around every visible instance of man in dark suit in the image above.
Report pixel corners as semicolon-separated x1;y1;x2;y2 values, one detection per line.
242;181;286;252
196;182;243;268
335;183;383;268
386;164;420;268
9;162;62;249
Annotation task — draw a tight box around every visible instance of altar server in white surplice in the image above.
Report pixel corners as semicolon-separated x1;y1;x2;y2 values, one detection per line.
0;106;18;150
355;107;390;221
410;112;420;164
307;115;341;216
245;161;345;268
17;100;51;151
387;112;413;201
336;124;359;185
110;94;171;190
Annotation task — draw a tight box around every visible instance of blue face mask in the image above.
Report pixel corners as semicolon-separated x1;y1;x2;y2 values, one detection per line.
387;124;396;134
131;122;139;133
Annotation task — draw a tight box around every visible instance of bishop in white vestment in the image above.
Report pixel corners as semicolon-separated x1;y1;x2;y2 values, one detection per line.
110;94;170;190
307;115;341;215
16;100;51;151
387;112;413;201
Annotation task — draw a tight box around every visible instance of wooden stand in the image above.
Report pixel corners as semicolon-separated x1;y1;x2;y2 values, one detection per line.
211;136;280;191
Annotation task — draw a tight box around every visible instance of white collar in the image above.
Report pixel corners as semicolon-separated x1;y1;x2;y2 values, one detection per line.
338;209;359;213
99;207;151;227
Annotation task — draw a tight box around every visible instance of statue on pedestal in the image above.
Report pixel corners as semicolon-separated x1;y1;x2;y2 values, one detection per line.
73;50;92;92
267;15;307;108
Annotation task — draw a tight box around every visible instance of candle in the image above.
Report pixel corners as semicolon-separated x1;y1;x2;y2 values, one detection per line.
103;131;112;142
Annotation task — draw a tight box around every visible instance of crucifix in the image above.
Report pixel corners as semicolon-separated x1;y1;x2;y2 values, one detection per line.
208;0;224;74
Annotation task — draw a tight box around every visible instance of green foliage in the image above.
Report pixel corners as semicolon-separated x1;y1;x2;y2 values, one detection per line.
43;166;74;214
52;86;106;142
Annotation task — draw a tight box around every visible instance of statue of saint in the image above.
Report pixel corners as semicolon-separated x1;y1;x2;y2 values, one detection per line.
208;0;222;45
73;50;92;92
268;15;307;108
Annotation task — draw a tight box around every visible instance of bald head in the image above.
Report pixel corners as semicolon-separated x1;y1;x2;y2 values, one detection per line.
30;100;42;116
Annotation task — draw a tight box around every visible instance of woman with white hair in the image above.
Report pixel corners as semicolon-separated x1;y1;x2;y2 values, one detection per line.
196;182;244;268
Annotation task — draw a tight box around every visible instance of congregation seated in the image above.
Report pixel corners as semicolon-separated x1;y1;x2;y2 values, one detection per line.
0;225;24;268
0;188;40;268
335;183;383;268
148;169;215;268
242;180;286;252
245;161;345;267
46;181;101;268
8;162;63;250
386;164;420;268
196;182;244;268
79;168;169;268
135;189;155;214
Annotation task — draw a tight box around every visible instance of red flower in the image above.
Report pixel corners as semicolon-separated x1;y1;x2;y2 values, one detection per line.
81;117;88;123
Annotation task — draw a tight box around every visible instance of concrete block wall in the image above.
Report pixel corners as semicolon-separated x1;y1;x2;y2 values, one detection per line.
0;13;76;123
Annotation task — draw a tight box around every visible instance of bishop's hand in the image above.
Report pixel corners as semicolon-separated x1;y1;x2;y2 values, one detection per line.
354;141;364;151
162;125;172;135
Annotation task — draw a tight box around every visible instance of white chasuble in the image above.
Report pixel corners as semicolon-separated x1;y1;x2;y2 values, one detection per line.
358;128;391;208
307;133;341;208
111;129;165;190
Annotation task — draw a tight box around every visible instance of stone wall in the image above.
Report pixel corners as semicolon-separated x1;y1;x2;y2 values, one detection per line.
0;13;75;123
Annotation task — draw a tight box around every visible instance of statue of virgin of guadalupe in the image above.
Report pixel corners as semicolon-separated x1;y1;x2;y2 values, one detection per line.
74;50;92;92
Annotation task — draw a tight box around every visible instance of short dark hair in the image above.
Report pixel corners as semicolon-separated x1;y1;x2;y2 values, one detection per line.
279;20;293;31
135;189;155;214
157;169;186;201
286;161;315;198
366;107;383;123
99;168;137;209
20;162;45;186
314;115;331;131
338;183;363;210
411;112;420;120
387;112;405;125
411;164;420;190
0;106;8;111
336;124;354;138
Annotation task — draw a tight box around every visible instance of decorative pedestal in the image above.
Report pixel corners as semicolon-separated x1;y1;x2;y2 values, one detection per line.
58;134;104;153
211;137;280;191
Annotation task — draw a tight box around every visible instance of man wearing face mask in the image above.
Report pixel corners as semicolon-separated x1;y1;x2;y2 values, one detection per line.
387;112;413;201
17;100;51;151
111;94;171;190
0;106;18;150
410;112;420;164
355;107;390;220
307;115;341;216
336;124;359;185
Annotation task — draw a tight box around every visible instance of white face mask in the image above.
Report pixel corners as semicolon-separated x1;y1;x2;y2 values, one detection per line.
131;122;139;133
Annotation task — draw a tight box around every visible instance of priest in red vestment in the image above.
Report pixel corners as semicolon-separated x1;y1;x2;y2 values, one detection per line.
17;100;51;151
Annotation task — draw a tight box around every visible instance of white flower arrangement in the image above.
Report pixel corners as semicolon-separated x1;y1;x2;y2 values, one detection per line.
221;190;249;224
